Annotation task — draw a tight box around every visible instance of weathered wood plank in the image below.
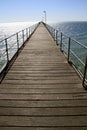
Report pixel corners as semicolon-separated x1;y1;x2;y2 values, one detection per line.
0;107;87;116
0;93;87;100
2;79;81;84
0;127;87;130
0;100;87;108
0;84;82;89
4;76;80;81
5;73;78;78
0;88;86;93
0;116;87;126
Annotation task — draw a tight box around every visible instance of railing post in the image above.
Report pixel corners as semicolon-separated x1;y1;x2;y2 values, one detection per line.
54;29;55;40
54;29;55;39
5;38;9;63
28;28;30;37
56;30;58;45
30;27;32;34
83;56;87;89
22;30;24;45
26;28;28;39
17;33;19;54
60;32;63;51
68;37;71;62
29;27;30;36
27;28;28;38
54;30;56;41
51;28;53;37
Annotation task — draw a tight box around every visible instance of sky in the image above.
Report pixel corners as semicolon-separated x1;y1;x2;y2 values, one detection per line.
0;0;87;23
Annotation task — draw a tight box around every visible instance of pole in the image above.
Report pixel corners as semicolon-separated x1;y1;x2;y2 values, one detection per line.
43;11;46;23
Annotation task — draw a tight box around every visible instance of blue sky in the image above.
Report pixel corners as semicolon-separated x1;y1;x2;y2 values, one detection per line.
0;0;87;23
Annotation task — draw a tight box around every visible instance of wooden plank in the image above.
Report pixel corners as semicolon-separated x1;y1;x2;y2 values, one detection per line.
0;88;86;93
2;79;81;84
0;116;87;126
0;100;87;108
0;107;87;116
0;127;87;130
0;93;87;100
4;76;80;81
0;84;82;89
5;73;78;78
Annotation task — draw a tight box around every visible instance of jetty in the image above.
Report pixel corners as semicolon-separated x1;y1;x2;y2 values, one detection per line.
0;22;87;130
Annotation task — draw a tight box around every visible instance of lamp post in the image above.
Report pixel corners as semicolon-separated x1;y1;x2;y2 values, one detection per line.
43;10;47;23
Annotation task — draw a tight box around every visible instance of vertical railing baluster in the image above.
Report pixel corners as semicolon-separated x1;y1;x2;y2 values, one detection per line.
56;30;58;45
56;30;57;41
22;30;24;45
60;32;63;51
53;29;55;38
83;56;87;89
68;37;71;63
5;38;9;63
53;29;55;40
28;28;29;38
17;33;19;54
27;28;28;38
29;27;30;36
54;29;56;41
26;28;28;39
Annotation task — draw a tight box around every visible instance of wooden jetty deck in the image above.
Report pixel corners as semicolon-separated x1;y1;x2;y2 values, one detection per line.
0;22;87;130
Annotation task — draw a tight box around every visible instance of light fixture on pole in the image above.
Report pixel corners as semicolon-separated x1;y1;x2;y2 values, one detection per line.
43;10;46;23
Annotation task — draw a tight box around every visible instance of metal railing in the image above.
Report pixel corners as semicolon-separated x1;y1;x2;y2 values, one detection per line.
0;22;39;82
45;23;87;89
